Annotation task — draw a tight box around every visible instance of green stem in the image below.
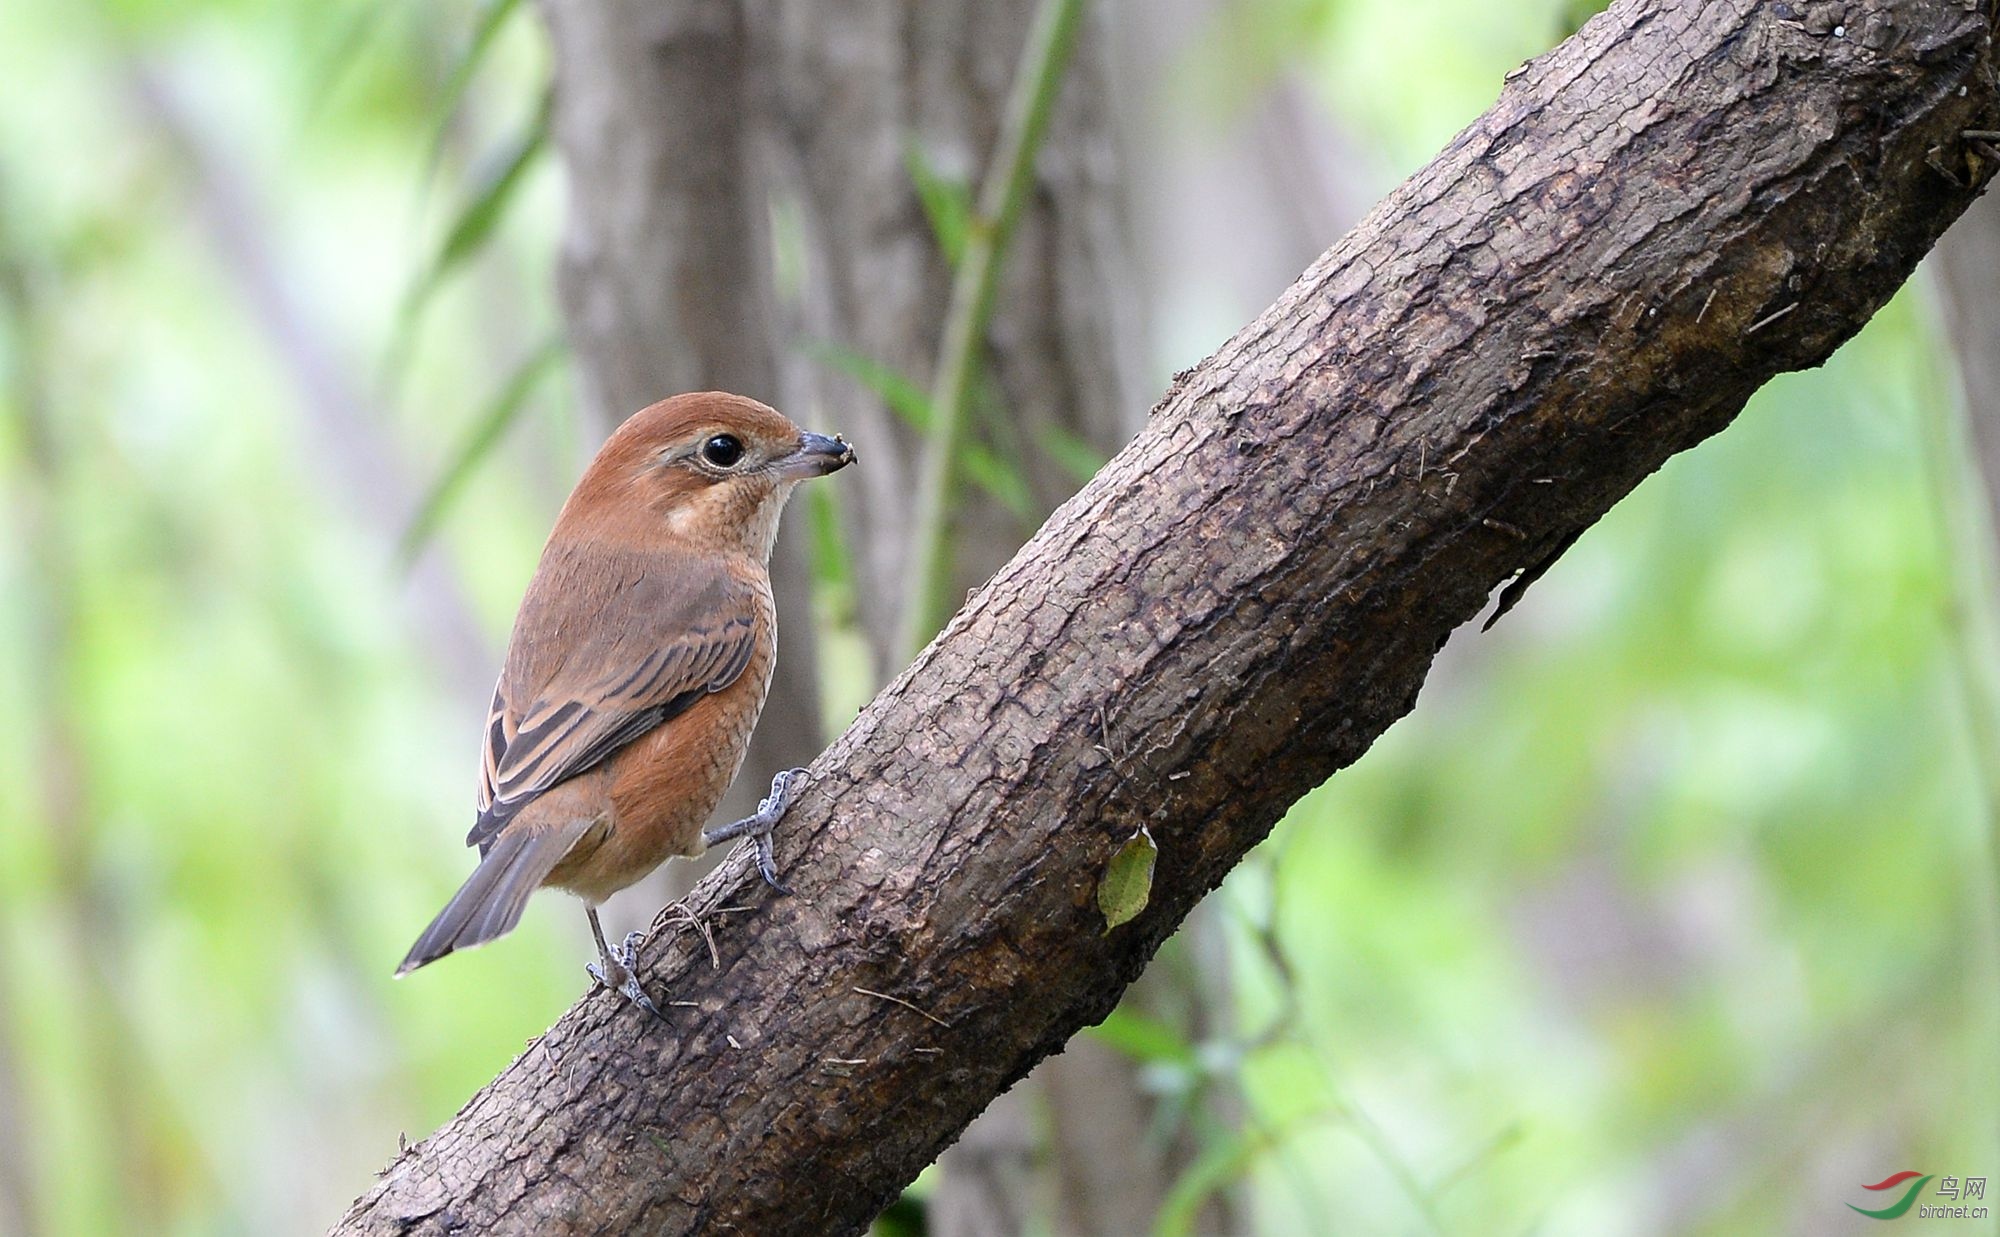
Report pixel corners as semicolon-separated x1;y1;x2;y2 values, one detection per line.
896;0;1089;665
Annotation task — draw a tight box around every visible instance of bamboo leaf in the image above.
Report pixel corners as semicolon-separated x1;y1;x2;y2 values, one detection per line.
397;334;564;566
960;443;1034;520
897;0;1088;662
428;89;548;282
384;88;549;391
420;0;526;194
802;341;932;429
903;142;974;268
804;341;1034;518
1039;424;1106;487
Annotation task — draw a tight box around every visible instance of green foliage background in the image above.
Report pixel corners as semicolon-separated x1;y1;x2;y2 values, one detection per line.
0;0;1992;1233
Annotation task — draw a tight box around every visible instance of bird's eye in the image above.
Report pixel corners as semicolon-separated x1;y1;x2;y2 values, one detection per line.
701;434;744;468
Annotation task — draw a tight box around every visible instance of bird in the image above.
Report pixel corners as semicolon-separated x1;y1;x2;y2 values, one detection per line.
396;391;855;1015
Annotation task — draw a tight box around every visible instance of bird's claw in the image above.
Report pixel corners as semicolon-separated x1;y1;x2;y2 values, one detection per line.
757;767;806;817
589;929;667;1021
703;767;806;895
750;831;791;896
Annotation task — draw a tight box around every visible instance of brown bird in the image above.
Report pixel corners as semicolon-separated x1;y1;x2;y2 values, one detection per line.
397;391;854;1014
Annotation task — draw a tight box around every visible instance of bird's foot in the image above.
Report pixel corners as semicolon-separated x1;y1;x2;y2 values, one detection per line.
701;767;807;894
588;929;666;1021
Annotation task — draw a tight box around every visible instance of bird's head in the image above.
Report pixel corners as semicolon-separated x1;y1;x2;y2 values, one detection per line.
566;391;855;560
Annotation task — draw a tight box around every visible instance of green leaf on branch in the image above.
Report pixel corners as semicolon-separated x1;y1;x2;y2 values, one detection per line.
1098;824;1157;933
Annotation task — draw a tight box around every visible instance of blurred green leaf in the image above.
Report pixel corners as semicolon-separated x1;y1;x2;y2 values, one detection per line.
398;333;564;566
904;142;974;268
386;86;550;387
871;1193;929;1237
305;0;401;115
806;341;932;429
1088;1007;1196;1066
805;481;855;597
1556;0;1614;39
959;441;1034;520
1038;424;1106;487
1155;1131;1257;1237
1154;1114;1332;1237
1429;1121;1526;1197
421;0;526;192
804;340;1033;518
427;89;548;283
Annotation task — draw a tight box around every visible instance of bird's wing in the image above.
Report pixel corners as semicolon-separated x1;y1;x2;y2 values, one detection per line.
467;549;758;854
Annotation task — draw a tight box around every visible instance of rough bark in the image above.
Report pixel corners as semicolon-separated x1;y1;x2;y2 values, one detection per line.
926;950;1233;1237
336;1;2000;1233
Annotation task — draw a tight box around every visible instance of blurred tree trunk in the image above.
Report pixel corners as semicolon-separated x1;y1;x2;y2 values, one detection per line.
536;0;825;900
535;2;1197;1232
1114;0;1379;346
747;0;1143;678
1936;188;2000;506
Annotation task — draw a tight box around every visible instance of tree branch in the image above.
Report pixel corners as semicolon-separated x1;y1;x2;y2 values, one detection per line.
336;1;1999;1232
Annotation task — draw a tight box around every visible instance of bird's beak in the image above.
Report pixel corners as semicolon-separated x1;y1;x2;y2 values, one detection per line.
776;431;857;479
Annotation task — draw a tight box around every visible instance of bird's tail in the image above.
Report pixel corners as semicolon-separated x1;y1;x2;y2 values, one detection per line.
396;821;592;976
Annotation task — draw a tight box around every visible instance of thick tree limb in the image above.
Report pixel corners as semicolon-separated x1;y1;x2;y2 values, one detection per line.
336;1;1999;1232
